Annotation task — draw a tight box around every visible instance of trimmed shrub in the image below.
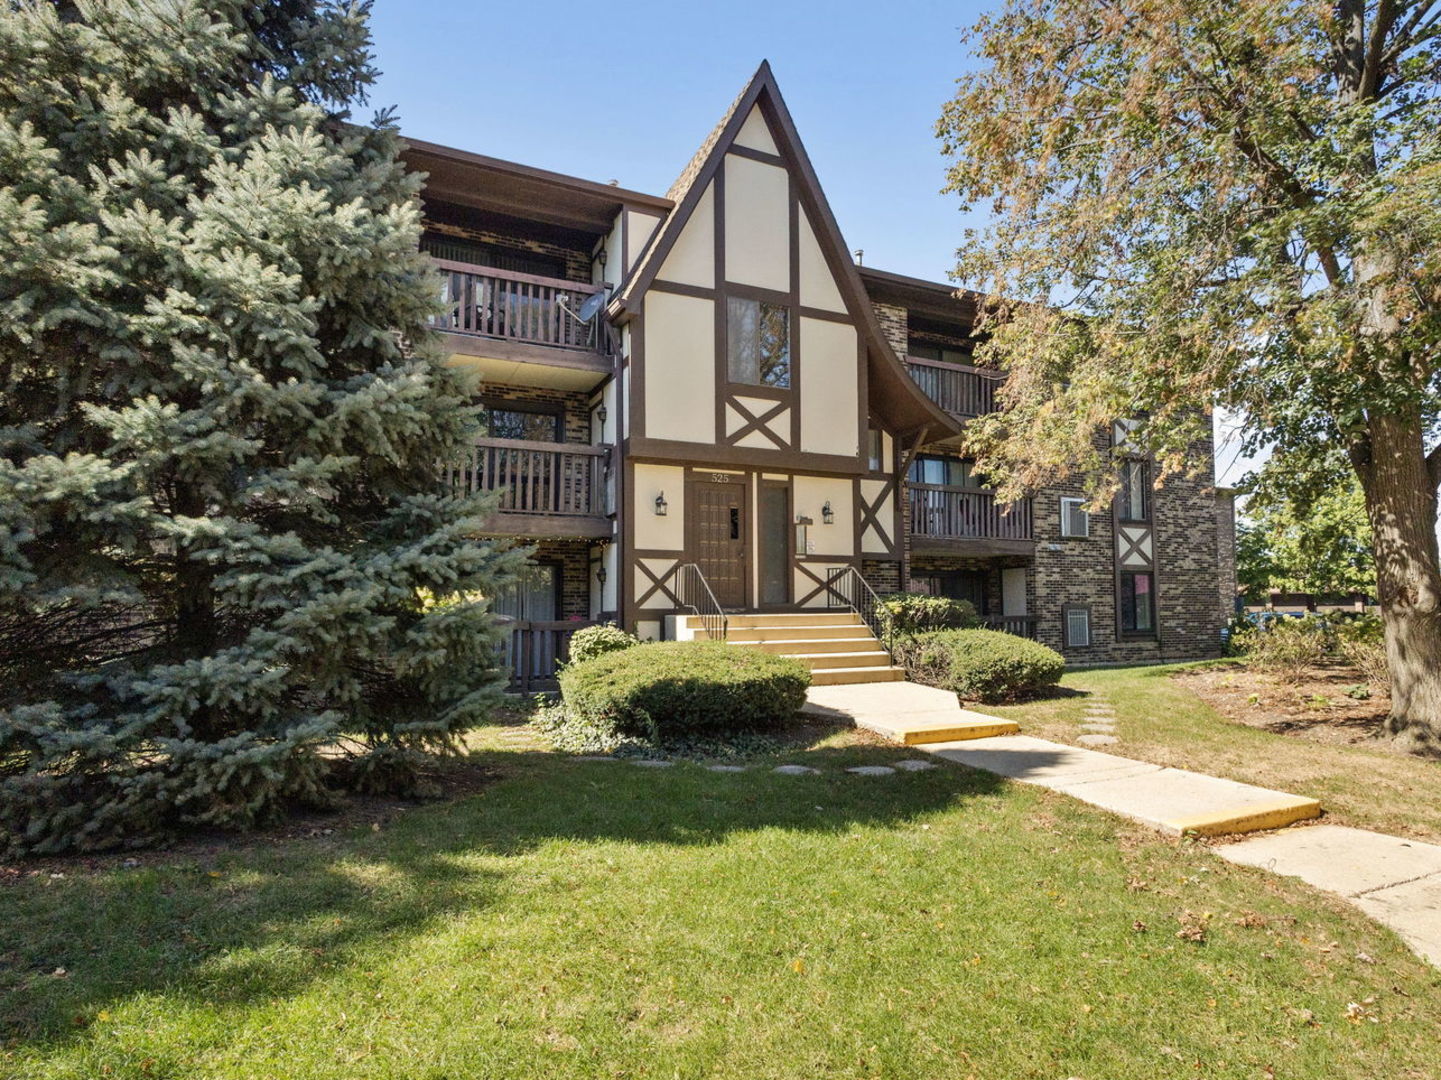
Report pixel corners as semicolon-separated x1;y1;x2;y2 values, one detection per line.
567;623;640;666
877;593;980;638
557;641;810;741
897;629;1064;703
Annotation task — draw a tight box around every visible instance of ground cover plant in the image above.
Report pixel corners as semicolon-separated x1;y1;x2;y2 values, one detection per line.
2;716;1439;1079
988;664;1441;841
896;628;1065;703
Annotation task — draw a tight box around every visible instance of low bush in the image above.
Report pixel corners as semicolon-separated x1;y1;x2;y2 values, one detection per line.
1333;614;1389;690
566;622;640;666
877;593;980;638
1232;616;1330;684
556;641;810;744
896;629;1064;703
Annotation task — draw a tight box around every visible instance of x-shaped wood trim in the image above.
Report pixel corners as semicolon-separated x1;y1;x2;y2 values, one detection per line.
1116;526;1154;568
857;478;896;554
725;395;790;449
635;557;682;609
794;559;850;607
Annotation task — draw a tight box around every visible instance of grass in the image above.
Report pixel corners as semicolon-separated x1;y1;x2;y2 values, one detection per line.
3;720;1440;1078
986;663;1441;841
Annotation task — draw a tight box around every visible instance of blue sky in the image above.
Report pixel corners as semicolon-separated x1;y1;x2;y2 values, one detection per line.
368;0;991;284
367;0;1253;487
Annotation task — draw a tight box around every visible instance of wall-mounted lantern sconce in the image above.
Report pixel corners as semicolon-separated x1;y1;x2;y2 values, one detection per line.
654;491;668;516
596;565;607;585
596;405;607;424
821;501;835;525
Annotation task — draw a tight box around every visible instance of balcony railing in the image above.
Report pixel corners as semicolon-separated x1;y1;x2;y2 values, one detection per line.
443;437;610;517
503;619;597;693
906;357;1003;418
982;615;1039;640
909;485;1033;541
431;258;606;352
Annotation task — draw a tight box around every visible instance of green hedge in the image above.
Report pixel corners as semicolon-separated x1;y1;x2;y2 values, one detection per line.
557;641;810;741
877;593;980;638
566;623;639;666
896;629;1064;703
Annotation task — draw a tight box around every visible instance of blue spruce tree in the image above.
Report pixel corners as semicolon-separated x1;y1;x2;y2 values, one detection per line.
0;1;524;854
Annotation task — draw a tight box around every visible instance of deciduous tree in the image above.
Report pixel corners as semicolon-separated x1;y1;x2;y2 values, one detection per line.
942;0;1441;752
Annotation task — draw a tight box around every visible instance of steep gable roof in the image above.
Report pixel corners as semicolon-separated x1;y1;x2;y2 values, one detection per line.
612;62;962;444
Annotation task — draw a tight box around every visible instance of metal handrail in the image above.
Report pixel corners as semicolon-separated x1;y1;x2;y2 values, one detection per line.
673;563;728;642
825;566;893;658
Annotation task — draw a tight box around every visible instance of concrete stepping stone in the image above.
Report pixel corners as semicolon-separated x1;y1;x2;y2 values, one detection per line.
1080;723;1117;733
1077;733;1119;746
773;764;819;776
893;759;937;771
632;759;674;768
846;765;896;776
575;755;617;762
706;764;747;773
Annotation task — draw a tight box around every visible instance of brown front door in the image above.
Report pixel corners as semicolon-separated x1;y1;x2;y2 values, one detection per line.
689;479;748;609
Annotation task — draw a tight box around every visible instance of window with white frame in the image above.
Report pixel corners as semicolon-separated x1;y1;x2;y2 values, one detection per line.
1060;497;1090;538
1063;605;1092;648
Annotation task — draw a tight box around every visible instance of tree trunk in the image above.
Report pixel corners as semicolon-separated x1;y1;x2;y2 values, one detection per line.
1359;410;1441;755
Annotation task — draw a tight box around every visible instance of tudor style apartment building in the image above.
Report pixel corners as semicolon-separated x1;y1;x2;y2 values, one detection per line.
408;63;1236;689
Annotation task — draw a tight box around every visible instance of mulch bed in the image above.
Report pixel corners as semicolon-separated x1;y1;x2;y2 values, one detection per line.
1172;661;1396;748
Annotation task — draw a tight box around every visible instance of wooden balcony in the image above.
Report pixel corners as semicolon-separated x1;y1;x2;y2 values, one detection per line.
431;259;611;375
909;484;1034;556
442;437;612;539
905;357;1003;420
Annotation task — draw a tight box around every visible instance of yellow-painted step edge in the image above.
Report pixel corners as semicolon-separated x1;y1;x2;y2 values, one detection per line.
898;720;1020;746
1161;797;1322;838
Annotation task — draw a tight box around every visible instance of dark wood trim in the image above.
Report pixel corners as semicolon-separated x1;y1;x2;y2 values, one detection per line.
712;160;728;454
650;279;715;301
724;382;791;403
630;303;645;441
722;280;791;305
909;536;1035;558
625;435;865;476
728;144;785;167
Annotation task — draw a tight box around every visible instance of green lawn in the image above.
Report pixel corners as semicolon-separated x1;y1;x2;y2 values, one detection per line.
987;664;1441;842
3;722;1440;1079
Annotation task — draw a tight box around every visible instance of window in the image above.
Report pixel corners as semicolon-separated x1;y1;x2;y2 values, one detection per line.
1063;605;1092;648
1060;497;1090;538
482;402;562;442
867;429;885;472
908;454;979;488
1118;459;1150;522
908;342;971;365
494;562;560;621
1120;571;1156;634
727;297;790;387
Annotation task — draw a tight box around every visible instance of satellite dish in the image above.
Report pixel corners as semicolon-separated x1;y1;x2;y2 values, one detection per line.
577;289;608;322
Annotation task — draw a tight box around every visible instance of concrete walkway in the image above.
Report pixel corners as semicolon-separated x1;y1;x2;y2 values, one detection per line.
1218;825;1441;966
803;681;1441;966
804;681;1019;744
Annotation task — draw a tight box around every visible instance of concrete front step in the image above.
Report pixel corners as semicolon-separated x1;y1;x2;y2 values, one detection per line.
715;625;876;643
810;665;906;685
732;635;883;654
722;612;863;629
793;650;894;670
